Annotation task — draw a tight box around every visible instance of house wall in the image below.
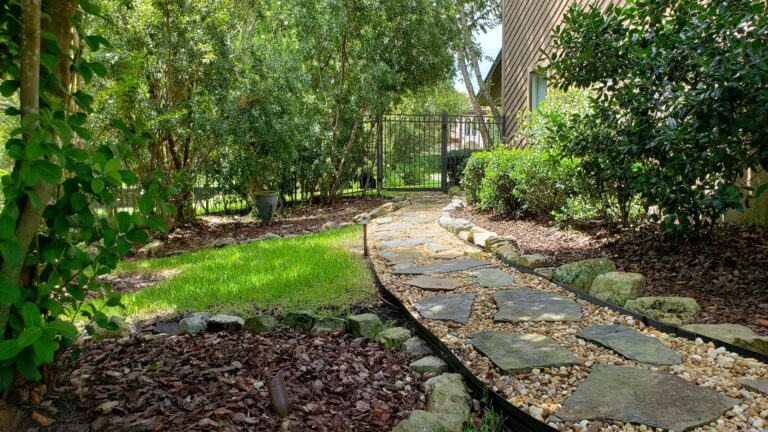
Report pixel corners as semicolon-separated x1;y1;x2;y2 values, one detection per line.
501;0;618;143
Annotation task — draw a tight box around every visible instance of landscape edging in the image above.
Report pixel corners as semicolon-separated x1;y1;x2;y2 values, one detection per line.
446;199;768;364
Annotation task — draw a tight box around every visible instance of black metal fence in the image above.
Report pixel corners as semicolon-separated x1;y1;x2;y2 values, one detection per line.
88;113;504;216
375;113;504;191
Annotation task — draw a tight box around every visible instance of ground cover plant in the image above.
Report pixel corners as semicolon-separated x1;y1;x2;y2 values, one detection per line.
110;227;374;318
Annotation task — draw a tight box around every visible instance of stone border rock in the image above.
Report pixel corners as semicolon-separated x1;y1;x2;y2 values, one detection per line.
441;197;768;363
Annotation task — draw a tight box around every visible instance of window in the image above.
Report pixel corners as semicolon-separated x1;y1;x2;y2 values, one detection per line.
529;71;548;112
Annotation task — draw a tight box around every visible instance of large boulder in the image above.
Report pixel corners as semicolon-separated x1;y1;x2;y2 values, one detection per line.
311;317;347;337
624;296;700;326
426;373;471;427
493;243;523;264
137;240;164;258
178;312;210;335
513;254;549;269
682;324;768;355
244;315;277;333
283;311;317;331
589;271;647;306
409;356;448;375
207;314;245;332
553;258;617;291
348;313;382;337
484;235;518;252
377;327;411;347
472;231;497;248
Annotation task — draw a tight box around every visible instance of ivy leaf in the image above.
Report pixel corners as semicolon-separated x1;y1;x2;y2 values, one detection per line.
31;160;62;184
18;326;42;348
0;340;21;361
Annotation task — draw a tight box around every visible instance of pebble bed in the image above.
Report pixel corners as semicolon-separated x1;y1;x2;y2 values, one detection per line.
371;199;768;432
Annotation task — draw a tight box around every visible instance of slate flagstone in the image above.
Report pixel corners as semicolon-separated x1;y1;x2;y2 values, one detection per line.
379;249;423;266
380;238;430;250
471;268;514;288
392;259;492;275
493;289;582;322
405;276;463;291
556;365;739;431
415;294;475;324
470;331;579;374
376;223;416;232
577;325;681;365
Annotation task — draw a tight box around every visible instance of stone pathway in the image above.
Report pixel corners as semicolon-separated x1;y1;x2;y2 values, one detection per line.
370;193;768;431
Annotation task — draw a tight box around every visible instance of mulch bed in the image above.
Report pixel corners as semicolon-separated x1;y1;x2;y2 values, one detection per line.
140;196;388;257
21;329;424;431
459;207;768;335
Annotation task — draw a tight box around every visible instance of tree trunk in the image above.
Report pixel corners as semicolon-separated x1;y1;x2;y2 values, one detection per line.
456;47;492;147
459;6;502;124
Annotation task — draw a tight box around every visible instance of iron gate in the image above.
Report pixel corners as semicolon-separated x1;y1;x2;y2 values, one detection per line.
373;114;504;191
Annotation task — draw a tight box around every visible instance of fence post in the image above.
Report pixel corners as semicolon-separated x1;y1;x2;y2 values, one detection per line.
376;114;383;194
440;113;449;192
500;114;506;146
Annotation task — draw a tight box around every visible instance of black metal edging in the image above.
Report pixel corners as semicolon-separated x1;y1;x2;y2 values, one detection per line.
365;260;557;432
489;245;768;364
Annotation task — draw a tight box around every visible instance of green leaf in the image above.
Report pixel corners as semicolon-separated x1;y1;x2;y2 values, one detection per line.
18;326;42;348
44;320;79;339
89;62;107;77
31;160;62;184
125;230;149;244
119;170;138;186
116;211;132;232
757;182;768;199
91;178;105;193
0;340;21;360
32;339;58;364
0;276;20;304
0;80;19;97
0;366;13;391
71;192;88;212
40;53;58;73
0;215;15;240
138;193;153;214
104;159;121;174
0;241;24;266
21;302;41;327
66;148;89;161
16;355;42;379
147;215;169;233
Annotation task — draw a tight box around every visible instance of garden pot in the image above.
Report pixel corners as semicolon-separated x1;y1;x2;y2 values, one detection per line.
254;191;278;222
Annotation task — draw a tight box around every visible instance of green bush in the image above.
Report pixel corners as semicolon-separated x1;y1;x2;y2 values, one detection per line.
464;149;575;218
461;151;492;204
446;149;475;186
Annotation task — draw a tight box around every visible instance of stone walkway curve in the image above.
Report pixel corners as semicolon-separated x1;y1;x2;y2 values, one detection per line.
371;193;768;432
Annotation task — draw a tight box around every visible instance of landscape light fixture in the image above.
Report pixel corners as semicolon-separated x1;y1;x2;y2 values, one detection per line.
358;214;371;257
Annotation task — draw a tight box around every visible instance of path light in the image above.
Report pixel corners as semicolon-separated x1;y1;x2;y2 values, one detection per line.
358;214;371;257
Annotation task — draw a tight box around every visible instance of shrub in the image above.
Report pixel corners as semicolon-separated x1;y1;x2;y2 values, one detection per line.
461;151;492;204
446;149;475;186
478;150;520;214
547;0;768;238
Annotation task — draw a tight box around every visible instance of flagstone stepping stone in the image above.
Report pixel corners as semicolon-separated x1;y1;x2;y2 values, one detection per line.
417;231;444;238
471;268;514;288
427;243;453;252
493;289;582;322
371;232;399;241
556;365;739;430
470;331;579;374
380;238;431;250
577;325;682;365
742;379;768;395
401;215;435;224
377;223;416;232
406;276;463;291
375;216;393;224
392;259;492;275
379;248;423;266
415;294;475;324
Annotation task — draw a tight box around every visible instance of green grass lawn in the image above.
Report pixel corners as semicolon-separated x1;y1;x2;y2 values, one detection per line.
111;227;375;319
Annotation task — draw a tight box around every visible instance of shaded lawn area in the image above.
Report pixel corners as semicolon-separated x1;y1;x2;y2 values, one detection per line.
110;226;375;318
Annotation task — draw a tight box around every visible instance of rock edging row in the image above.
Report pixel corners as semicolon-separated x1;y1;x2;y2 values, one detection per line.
440;198;768;363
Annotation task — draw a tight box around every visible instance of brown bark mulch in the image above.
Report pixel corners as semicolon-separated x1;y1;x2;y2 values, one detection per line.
459;207;768;335
141;196;388;258
20;329;424;431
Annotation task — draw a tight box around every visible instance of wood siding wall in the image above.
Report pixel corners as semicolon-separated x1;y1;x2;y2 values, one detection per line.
501;0;618;142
